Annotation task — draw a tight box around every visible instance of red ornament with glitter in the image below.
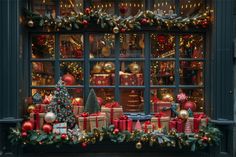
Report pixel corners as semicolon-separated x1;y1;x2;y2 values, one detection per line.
62;73;75;85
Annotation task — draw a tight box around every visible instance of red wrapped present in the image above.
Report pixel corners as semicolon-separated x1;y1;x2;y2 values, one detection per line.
78;112;90;131
91;74;111;86
30;109;45;130
89;112;106;130
151;101;172;117
189;113;209;133
120;73;137;86
113;115;133;132
169;118;184;133
142;121;154;133
151;113;170;131
136;74;144;85
101;102;123;125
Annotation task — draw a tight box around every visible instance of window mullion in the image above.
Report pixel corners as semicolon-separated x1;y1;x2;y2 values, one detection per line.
55;33;60;82
144;32;150;114
84;33;90;100
174;35;180;98
115;34;120;102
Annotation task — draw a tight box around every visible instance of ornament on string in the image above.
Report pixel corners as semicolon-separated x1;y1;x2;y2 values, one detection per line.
183;101;196;112
42;124;53;134
119;5;128;14
113;26;119;34
44;112;56;123
28;20;34;27
22;121;33;131
178;109;189;120
136;141;142;149
62;73;75;85
27;105;36;113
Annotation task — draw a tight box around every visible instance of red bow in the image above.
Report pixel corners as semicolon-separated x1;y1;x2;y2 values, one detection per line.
193;113;208;133
80;112;89;117
144;120;151;125
154;112;164;128
104;102;119;108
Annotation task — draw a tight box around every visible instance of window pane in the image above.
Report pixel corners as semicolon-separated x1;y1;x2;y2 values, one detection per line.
151;61;175;85
60;35;84;59
31;88;54;98
90;62;115;86
120;34;144;58
94;88;115;105
119;0;144;17
32;62;55;86
90;0;114;14
120;89;144;112
153;0;176;15
180;0;205;17
179;88;204;112
60;62;84;85
89;34;115;58
179;61;203;85
60;0;83;16
32;35;55;59
151;34;175;58
180;34;204;59
120;61;144;86
31;0;56;15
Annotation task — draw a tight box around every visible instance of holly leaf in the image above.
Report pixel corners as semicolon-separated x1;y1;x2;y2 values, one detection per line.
37;134;47;142
30;134;38;141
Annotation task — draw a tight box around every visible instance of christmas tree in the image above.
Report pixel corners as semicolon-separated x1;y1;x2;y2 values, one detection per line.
47;78;76;128
84;89;100;114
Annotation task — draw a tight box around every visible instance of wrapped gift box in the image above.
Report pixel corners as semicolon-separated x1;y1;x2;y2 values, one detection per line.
101;102;123;125
78;112;90;131
30;111;45;130
89;112;106;131
151;101;172;117
113;115;133;132
169;118;184;133
91;74;111;86
188;113;209;133
142;121;154;133
53;123;67;134
73;106;84;116
151;114;170;131
120;73;137;86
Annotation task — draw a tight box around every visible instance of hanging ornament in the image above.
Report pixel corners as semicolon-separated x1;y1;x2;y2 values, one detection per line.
136;142;142;149
42;124;53;134
62;73;76;85
104;62;115;73
61;134;68;140
28;20;34;27
71;97;84;106
101;46;111;57
92;64;102;73
27;105;35;113
22;121;33;131
113;26;119;34
178;109;189;120
119;5;128;14
183;101;197;112
44;112;56;123
129;62;141;74
21;132;27;138
162;93;174;102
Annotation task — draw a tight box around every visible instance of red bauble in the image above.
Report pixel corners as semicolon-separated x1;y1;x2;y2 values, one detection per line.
83;20;89;27
97;97;103;106
183;101;197;112
141;18;148;25
21;132;28;138
22;121;33;131
113;128;119;134
119;5;128;14
62;73;75;85
85;8;91;14
42;124;52;134
82;142;87;148
157;35;166;44
61;134;67;140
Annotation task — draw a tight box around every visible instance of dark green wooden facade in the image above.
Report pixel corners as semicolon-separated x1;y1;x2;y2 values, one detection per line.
0;0;235;157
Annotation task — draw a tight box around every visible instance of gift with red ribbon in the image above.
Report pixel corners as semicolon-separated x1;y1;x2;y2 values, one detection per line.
113;115;133;132
101;102;123;125
91;74;111;86
151;98;172;117
142;121;154;133
169;118;184;133
78;112;90;131
72;98;84;116
89;112;106;130
30;108;45;130
151;113;170;131
189;113;209;133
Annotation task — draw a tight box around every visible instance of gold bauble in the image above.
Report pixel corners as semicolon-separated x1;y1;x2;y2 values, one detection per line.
93;64;102;73
113;26;119;34
162;93;174;102
178;109;189;120
129;62;141;74
136;142;142;149
104;62;115;73
27;105;35;113
101;46;111;57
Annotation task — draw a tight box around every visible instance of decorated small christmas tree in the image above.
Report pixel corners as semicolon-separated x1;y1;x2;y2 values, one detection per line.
47;78;76;128
134;120;142;131
84;89;100;114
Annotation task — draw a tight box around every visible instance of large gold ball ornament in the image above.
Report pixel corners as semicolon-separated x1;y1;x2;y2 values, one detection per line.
136;142;142;149
93;64;102;73
28;20;34;27
129;62;141;74
178;109;189;120
113;26;119;34
101;46;111;57
162;93;174;102
27;105;35;113
104;62;115;73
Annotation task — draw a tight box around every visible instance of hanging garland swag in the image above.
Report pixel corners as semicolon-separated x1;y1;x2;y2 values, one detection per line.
25;8;212;32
